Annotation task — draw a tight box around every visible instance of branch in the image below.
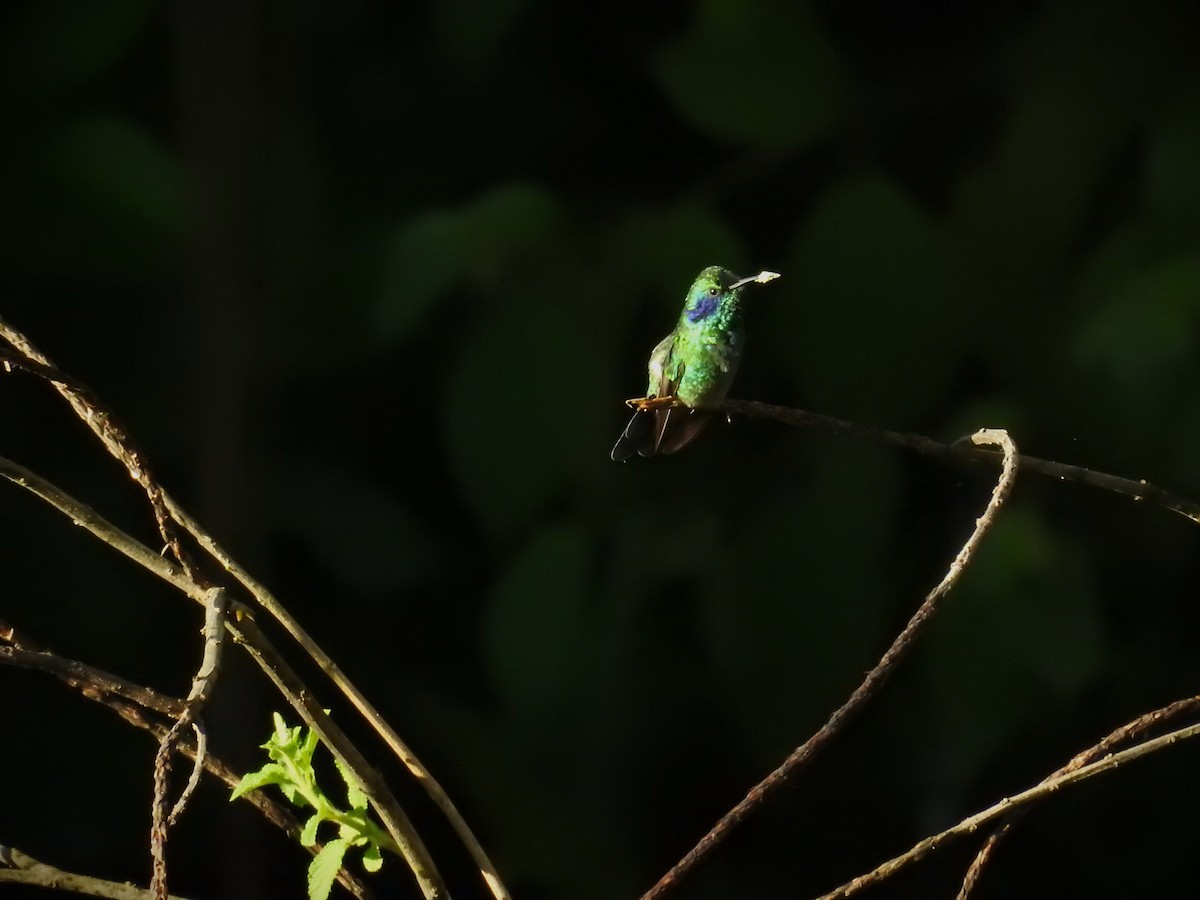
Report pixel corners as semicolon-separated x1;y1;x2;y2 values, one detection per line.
723;399;1200;524
955;695;1200;899
162;491;510;899
0;329;199;580
0;618;376;900
150;586;228;899
641;429;1019;899
0;628;184;718
0;308;503;898
816;713;1200;899
0;845;194;899
0;457;439;898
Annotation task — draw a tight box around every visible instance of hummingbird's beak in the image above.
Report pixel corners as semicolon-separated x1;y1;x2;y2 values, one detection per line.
729;271;781;290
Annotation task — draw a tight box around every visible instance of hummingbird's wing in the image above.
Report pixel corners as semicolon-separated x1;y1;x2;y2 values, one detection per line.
651;342;718;455
655;327;742;455
650;339;683;454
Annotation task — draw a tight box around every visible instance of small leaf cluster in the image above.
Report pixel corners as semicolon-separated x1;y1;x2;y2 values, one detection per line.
231;713;388;900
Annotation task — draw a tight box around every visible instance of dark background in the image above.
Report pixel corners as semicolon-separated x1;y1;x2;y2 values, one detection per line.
3;1;1200;898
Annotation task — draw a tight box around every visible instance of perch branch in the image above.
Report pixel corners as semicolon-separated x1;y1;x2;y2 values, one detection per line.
722;399;1200;524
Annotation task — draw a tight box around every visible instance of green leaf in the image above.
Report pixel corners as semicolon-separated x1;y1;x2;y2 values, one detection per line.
271;712;291;745
605;204;746;301
307;838;349;900
375;210;466;341
361;842;384;874
776;176;961;423
300;814;322;848
948;0;1191;278
275;463;440;596
334;758;369;811
281;782;309;808
918;505;1104;790
230;763;289;800
49;113;184;234
4;0;154;99
434;0;533;62
1145;84;1200;226
655;0;840;147
444;256;615;532
297;723;320;772
459;184;560;273
703;448;899;760
1071;254;1200;400
375;184;560;342
483;525;590;719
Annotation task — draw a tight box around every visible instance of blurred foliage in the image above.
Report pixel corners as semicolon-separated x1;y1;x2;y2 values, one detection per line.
4;1;1200;899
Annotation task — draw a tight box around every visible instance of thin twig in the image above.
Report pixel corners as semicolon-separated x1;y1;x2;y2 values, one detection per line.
150;586;228;900
816;715;1200;899
955;695;1200;899
0;310;493;898
722;399;1200;524
641;430;1020;899
0;457;444;898
163;492;508;899
170;722;207;826
0;634;185;718
0;621;375;900
169;586;230;825
0;331;199;579
0;845;195;899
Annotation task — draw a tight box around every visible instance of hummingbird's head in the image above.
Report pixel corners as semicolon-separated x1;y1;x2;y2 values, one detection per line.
682;266;780;324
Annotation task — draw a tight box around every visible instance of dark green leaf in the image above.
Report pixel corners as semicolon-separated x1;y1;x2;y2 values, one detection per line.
776;176;961;423
655;0;840;147
483;525;590;719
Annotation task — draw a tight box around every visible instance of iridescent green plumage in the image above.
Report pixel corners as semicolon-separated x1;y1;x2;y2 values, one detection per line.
611;265;779;461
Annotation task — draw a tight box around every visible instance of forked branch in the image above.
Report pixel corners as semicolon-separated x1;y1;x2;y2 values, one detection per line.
641;429;1019;899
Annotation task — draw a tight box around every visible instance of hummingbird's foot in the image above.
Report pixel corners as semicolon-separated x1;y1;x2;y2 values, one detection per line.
625;395;679;412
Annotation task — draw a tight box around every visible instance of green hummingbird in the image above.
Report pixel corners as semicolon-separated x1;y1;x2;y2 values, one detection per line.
611;265;780;461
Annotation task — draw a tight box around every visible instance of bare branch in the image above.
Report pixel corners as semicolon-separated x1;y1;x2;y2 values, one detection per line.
0;845;194;899
723;399;1200;524
0;328;199;580
956;695;1200;899
0;459;439;898
0;634;184;718
641;430;1020;899
150;586;229;899
0;620;376;900
816;714;1200;899
163;491;509;899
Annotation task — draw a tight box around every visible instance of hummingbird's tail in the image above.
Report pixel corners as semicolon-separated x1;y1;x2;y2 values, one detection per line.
611;409;655;461
610;407;714;460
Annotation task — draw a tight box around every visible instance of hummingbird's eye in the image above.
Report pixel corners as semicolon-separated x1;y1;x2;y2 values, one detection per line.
707;287;720;297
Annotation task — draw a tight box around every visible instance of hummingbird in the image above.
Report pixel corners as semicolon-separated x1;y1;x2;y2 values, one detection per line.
611;266;780;461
